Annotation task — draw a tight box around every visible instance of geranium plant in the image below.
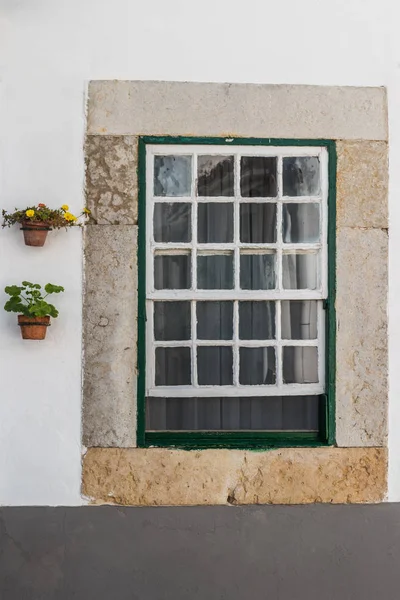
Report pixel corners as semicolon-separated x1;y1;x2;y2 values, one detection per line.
2;203;90;247
4;281;65;340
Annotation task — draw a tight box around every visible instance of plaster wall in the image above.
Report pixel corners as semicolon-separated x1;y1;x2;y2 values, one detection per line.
0;0;399;504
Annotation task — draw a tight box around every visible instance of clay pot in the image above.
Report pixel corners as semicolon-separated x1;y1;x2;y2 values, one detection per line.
20;220;52;247
18;315;51;340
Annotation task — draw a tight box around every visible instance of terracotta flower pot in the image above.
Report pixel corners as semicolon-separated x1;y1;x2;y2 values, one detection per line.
20;220;52;247
18;315;51;340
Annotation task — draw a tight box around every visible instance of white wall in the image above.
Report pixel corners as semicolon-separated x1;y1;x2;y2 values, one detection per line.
0;0;399;504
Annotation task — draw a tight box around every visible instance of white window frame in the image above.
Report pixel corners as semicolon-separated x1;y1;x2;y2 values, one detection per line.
145;144;328;398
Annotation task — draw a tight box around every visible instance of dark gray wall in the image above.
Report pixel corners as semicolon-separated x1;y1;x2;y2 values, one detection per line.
1;505;400;600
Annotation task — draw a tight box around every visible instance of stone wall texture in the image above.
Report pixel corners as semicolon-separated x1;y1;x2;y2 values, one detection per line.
82;447;387;505
87;81;387;141
82;225;138;447
85;135;138;225
83;81;389;504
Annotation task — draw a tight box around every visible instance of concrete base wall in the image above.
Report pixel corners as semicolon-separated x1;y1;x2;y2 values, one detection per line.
1;505;400;599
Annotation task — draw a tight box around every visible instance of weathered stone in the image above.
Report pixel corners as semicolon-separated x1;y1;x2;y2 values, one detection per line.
82;447;387;505
83;225;137;447
336;227;388;447
87;81;387;140
337;141;388;229
85;135;138;225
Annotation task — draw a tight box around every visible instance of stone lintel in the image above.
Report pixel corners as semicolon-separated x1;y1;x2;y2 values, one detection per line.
87;81;387;141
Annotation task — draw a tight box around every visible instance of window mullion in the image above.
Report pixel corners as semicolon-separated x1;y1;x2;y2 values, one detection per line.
191;154;198;387
233;153;240;386
276;156;283;388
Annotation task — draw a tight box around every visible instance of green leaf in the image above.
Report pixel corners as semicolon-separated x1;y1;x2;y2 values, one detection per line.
4;281;62;318
44;283;65;294
5;285;23;296
29;300;59;318
4;297;26;314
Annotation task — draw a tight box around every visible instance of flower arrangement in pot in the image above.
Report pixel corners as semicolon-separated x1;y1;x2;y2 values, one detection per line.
4;281;64;340
2;203;90;247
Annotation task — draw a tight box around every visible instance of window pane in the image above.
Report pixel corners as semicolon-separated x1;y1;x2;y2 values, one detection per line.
197;301;233;340
198;203;233;243
155;347;191;386
281;300;318;340
239;347;276;385
197;155;234;196
197;347;233;385
240;157;277;197
283;157;320;196
154;203;191;243
240;253;276;289
282;252;319;290
197;254;233;289
146;395;320;431
282;203;320;243
240;203;277;243
239;301;275;340
283;347;318;384
154;301;191;341
154;254;191;289
154;155;192;197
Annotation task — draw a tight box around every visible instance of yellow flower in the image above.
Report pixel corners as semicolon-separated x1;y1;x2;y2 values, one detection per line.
61;204;69;211
64;212;77;222
25;209;35;218
83;208;91;215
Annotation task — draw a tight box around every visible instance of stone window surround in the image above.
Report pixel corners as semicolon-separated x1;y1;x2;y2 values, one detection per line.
82;81;388;505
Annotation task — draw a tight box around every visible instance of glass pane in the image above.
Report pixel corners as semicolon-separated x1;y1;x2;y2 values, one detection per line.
283;157;320;196
154;254;191;289
197;347;233;385
197;254;233;289
283;347;318;384
154;155;192;197
155;347;191;386
282;203;320;243
154;203;191;243
197;301;233;340
239;301;275;340
240;253;276;290
281;300;318;340
198;203;233;243
154;301;191;341
239;347;276;385
197;155;234;196
240;156;277;197
146;395;320;431
282;252;319;290
240;203;277;243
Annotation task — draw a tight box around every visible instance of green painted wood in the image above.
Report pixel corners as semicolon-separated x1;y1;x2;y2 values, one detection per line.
145;431;323;450
326;142;337;445
136;137;147;447
136;136;337;449
140;135;336;148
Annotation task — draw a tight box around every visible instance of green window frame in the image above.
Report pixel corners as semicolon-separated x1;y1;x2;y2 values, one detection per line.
137;136;336;449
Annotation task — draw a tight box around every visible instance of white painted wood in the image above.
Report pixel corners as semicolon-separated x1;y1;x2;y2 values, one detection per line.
149;383;324;398
145;144;328;399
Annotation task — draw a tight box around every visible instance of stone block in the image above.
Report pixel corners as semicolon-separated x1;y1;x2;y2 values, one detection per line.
85;135;138;225
82;447;387;505
336;227;388;446
83;225;138;447
87;80;387;141
337;141;388;229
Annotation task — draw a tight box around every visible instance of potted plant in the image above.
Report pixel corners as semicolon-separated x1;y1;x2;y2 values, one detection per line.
2;203;90;247
4;281;65;340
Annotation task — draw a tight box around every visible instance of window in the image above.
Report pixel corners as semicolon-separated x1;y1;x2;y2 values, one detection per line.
137;138;335;448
